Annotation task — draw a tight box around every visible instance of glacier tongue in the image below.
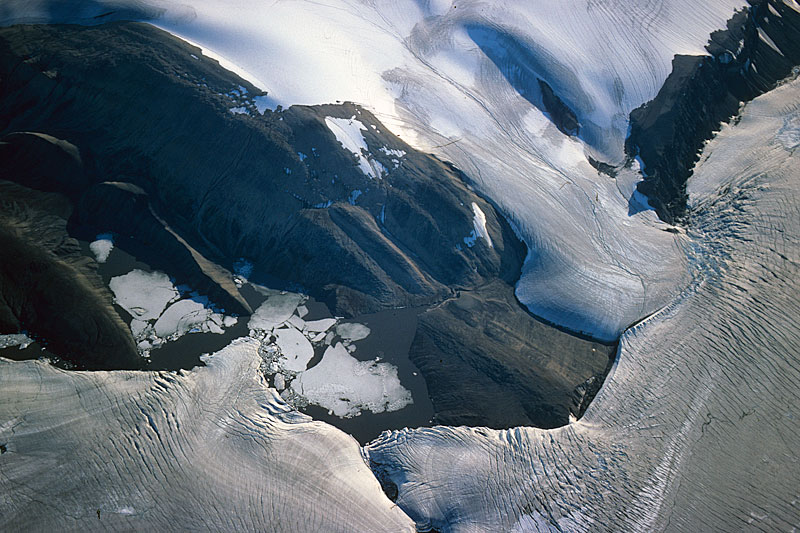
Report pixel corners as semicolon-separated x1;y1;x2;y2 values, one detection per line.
0;0;746;339
0;338;415;531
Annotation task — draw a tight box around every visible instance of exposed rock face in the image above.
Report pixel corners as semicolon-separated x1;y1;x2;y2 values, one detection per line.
538;79;580;136
627;0;800;224
77;181;251;315
0;22;526;318
408;280;615;429
0;180;140;369
0;22;607;431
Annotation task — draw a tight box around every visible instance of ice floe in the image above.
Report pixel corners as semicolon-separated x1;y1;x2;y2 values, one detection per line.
109;269;237;356
336;322;371;342
110;269;179;322
0;334;33;350
248;290;305;332
273;327;314;372
291;342;412;418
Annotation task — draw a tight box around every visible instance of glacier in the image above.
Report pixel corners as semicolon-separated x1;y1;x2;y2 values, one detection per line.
365;69;800;533
1;1;800;531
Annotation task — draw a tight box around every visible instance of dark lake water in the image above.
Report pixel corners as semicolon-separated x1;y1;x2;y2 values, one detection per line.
0;233;436;444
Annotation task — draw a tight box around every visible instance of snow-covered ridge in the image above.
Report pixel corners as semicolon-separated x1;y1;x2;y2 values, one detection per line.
0;0;746;339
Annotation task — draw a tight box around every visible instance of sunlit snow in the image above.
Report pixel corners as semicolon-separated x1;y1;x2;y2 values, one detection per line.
325;116;385;179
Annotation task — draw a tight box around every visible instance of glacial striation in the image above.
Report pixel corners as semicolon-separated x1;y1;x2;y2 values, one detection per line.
0;339;415;531
366;72;800;533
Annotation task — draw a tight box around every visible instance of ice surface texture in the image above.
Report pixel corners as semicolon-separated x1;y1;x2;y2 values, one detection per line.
365;74;800;532
0;339;415;531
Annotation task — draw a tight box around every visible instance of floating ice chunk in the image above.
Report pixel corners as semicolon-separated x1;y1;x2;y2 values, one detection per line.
248;291;304;331
336;322;371;341
223;316;238;328
298;152;307;161
296;305;308;318
291;343;412;417
273;373;285;391
306;318;337;333
110;270;179;321
89;233;114;263
154;299;227;339
470;202;493;248
130;319;149;339
274;327;314;372
287;315;305;331
0;333;33;350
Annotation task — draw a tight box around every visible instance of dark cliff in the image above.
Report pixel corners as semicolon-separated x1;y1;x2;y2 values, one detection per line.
626;0;800;224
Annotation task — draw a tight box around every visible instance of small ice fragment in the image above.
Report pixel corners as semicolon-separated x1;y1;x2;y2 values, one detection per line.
305;318;336;333
89;233;114;263
336;322;371;341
